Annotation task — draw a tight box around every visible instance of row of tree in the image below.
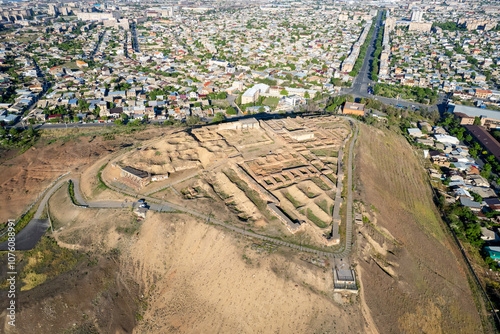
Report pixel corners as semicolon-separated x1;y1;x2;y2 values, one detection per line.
349;19;376;77
371;24;385;81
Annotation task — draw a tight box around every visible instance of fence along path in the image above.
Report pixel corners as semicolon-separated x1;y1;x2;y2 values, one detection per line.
91;123;358;259
10;120;358;259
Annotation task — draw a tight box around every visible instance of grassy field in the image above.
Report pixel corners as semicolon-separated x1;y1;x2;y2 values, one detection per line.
62;61;80;70
306;208;329;228
284;192;301;208
263;97;280;108
0;236;83;291
311;148;338;157
317;199;333;215
311;177;331;191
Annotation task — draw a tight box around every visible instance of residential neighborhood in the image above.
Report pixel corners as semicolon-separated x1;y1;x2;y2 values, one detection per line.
0;2;383;127
2;0;500;332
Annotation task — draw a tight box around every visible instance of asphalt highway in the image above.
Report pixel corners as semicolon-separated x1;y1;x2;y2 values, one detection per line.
342;11;446;112
349;11;383;96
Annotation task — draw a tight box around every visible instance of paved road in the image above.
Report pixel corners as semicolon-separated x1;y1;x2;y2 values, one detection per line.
330;124;351;242
341;10;445;113
90;31;106;60
71;178;87;206
332;133;348;221
351;93;443;112
34;177;71;219
350;11;383;96
131;22;140;53
227;94;243;116
70;178;174;212
0;219;51;251
0;173;70;250
342;120;359;258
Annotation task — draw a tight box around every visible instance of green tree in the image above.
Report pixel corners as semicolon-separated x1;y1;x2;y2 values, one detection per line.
186;116;201;126
484;163;492;173
473;117;481;125
280;89;288;96
212;113;226;123
78;99;89;111
226;107;237;115
27;125;35;138
216;91;227;99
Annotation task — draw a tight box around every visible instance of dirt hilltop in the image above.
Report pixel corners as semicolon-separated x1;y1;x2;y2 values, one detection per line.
0;126;167;224
0;121;491;333
1;182;366;333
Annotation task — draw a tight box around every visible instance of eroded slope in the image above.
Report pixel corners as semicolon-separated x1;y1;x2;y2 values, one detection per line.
354;123;485;333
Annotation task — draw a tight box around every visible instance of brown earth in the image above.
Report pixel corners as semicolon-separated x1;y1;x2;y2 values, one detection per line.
353;123;489;333
1;176;368;333
0;178;142;333
0;126;167;223
1;255;140;334
0;120;494;333
125;213;364;333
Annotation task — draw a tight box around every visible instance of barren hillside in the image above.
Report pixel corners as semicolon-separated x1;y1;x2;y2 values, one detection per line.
0;120;492;333
1;182;368;333
0;127;166;223
354;123;487;333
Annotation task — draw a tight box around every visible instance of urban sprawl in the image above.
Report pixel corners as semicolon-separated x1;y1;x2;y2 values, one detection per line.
3;0;500;271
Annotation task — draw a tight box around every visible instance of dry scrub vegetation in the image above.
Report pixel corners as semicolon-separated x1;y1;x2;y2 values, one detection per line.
1;179;367;333
354;123;488;334
0;126;167;222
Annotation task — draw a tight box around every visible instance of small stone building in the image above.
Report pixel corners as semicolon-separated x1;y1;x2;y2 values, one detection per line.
118;165;151;188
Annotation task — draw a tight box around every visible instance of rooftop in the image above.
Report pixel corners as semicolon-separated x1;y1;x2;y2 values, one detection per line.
344;102;365;111
449;104;500;122
464;125;500;162
122;166;149;179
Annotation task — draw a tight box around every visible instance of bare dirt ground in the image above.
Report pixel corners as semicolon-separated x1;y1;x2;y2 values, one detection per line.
0;126;166;223
0;184;143;333
353;123;488;333
1;256;139;334
2;119;491;333
1;176;369;333
123;213;365;333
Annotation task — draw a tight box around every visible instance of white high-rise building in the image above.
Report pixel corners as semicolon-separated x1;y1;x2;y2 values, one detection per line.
411;11;423;22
